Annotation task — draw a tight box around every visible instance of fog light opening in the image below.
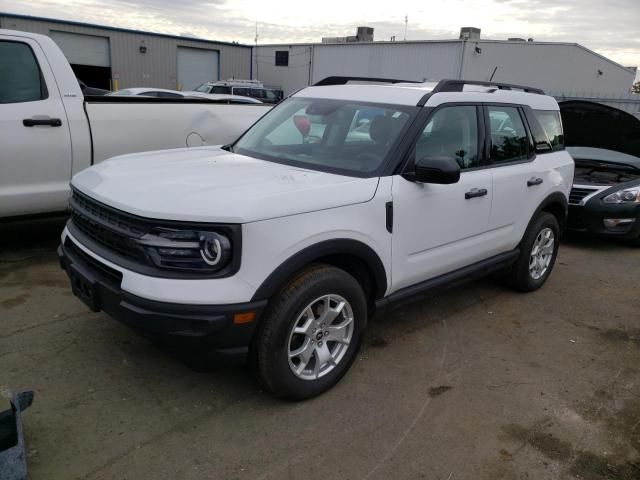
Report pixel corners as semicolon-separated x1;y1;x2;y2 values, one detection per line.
603;218;635;229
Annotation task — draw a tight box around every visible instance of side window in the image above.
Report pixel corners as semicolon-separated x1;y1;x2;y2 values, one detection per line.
251;88;266;99
157;92;183;98
210;86;231;94
534;110;564;150
233;87;251;97
0;41;48;104
488;106;529;163
415;105;479;169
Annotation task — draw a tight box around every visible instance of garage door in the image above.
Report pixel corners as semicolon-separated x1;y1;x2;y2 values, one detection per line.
177;47;219;90
50;31;110;67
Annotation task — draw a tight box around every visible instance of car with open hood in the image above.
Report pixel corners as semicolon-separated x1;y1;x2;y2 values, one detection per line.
561;100;640;244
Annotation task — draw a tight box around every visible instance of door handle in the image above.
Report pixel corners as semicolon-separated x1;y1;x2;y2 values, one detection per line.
465;188;488;199
23;117;62;127
527;177;543;187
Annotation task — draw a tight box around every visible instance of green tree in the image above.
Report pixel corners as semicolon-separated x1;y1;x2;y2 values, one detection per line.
632;81;640;94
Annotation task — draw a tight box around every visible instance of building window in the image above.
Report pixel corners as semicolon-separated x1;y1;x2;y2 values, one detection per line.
275;51;289;67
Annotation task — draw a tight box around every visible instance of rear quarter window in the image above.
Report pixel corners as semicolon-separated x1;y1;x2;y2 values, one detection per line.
534;110;564;150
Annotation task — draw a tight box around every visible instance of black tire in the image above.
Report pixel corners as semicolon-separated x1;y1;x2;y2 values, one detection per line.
255;264;367;400
507;212;560;292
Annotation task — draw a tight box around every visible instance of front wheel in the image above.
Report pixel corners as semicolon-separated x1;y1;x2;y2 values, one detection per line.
507;212;560;292
255;265;367;400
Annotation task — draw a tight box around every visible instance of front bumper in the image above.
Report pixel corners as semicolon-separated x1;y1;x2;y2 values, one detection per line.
567;201;640;239
58;237;267;365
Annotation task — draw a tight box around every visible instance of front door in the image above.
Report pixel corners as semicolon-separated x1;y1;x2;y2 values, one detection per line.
0;36;72;217
391;104;493;293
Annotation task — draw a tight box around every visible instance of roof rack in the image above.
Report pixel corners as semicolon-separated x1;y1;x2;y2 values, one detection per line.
432;79;545;95
314;76;422;86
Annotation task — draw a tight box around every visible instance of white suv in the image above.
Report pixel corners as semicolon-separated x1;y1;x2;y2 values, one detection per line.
58;78;574;399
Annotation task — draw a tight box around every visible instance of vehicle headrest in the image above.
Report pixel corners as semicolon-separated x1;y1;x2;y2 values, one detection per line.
369;116;392;143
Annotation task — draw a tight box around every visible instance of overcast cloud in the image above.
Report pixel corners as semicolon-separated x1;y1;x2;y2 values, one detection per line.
2;0;639;77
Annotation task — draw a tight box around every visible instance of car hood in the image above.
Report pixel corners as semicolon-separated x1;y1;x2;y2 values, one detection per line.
560;100;640;158
567;147;640;170
71;147;379;223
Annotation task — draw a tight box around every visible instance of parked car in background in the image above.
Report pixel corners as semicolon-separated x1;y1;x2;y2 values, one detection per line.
560;100;640;245
190;79;283;104
0;29;271;219
77;79;110;96
58;77;573;399
110;87;193;98
109;88;262;103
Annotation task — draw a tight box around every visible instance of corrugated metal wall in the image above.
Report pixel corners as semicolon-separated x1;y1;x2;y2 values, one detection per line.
311;42;462;84
0;15;251;90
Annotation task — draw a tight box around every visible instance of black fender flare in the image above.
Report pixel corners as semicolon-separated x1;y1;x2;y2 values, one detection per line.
535;191;569;226
250;239;388;302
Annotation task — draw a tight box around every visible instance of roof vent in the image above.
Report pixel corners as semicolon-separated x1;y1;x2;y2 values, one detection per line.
459;27;481;40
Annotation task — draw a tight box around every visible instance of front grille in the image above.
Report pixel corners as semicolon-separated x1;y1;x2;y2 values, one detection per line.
569;187;598;205
70;189;149;264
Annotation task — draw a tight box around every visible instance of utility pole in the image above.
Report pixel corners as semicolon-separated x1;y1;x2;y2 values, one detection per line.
404;15;408;41
254;22;259;81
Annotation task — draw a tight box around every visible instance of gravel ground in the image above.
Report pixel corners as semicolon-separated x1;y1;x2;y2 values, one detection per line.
1;218;639;480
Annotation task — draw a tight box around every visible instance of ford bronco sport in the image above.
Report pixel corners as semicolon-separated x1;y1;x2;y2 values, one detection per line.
58;77;574;399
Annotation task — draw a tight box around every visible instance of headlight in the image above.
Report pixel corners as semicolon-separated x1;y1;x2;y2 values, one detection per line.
603;188;640;204
139;228;232;272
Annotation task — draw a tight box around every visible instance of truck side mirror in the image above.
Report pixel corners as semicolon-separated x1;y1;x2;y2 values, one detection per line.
406;156;461;184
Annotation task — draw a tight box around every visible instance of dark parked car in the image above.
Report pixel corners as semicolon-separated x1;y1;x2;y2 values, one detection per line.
561;100;640;245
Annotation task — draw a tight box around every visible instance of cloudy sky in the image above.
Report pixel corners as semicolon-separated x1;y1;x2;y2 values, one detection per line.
3;0;639;75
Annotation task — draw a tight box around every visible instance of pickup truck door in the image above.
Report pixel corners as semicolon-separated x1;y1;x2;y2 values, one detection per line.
391;104;493;293
0;36;72;217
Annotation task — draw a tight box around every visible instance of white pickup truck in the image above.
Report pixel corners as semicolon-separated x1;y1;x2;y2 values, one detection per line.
0;29;270;219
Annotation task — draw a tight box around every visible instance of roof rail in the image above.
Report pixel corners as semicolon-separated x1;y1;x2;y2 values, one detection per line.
314;76;421;86
432;79;545;95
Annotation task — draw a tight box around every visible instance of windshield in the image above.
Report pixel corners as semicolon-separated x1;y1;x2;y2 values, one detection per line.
232;97;415;175
193;84;211;93
111;89;134;96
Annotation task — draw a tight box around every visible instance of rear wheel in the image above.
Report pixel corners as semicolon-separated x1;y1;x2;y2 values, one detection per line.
507;212;560;292
255;265;366;400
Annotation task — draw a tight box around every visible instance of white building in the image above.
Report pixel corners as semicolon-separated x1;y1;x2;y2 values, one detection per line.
254;28;637;102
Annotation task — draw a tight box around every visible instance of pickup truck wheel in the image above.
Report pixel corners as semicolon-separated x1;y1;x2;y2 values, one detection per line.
508;212;560;292
255;265;366;400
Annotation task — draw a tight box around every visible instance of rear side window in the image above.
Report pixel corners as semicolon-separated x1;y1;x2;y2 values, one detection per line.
0;41;48;104
210;86;231;94
415;105;479;169
233;87;251;97
535;110;564;150
488;106;528;163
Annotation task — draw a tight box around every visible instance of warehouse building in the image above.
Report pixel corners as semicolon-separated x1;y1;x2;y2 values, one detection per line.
0;13;252;91
255;27;637;101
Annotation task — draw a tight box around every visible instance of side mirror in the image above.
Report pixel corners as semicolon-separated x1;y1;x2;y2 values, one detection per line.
535;141;553;153
407;156;461;184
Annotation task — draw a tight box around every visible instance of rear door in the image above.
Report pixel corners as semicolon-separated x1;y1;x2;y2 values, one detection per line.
391;104;494;292
485;104;549;253
0;36;72;217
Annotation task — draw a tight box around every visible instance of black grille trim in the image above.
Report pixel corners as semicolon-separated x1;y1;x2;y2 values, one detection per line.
64;236;123;287
68;188;242;279
569;187;598;205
